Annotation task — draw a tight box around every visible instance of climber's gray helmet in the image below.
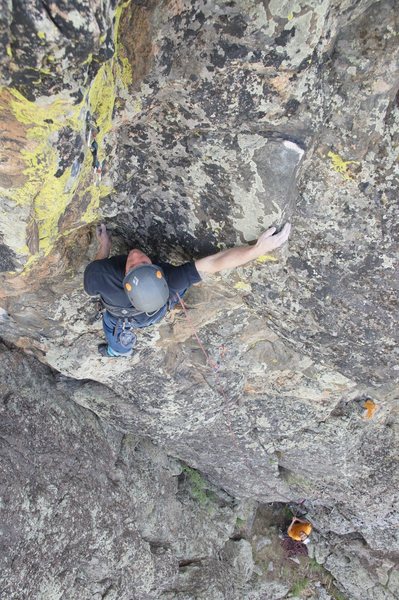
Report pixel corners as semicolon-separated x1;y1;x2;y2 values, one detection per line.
123;264;169;314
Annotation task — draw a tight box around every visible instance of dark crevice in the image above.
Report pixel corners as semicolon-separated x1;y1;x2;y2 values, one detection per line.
41;1;65;36
178;558;203;568
1;391;13;406
229;533;245;541
147;541;172;555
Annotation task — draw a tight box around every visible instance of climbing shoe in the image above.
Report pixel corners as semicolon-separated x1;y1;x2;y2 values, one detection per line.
97;344;133;358
98;343;114;357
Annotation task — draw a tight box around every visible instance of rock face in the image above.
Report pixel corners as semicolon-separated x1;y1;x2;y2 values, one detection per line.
0;0;398;598
0;342;253;599
0;343;353;600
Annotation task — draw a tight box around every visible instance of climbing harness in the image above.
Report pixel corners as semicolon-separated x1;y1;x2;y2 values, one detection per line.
99;297;145;318
112;317;137;348
88;299;105;324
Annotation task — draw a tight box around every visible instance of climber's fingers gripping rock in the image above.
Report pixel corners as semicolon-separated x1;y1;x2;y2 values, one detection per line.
94;224;112;260
96;223;110;242
255;222;291;253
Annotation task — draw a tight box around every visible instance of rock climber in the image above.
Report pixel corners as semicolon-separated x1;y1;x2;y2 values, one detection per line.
84;222;291;357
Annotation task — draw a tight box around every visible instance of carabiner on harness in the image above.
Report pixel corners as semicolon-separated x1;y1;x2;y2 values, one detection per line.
118;319;137;348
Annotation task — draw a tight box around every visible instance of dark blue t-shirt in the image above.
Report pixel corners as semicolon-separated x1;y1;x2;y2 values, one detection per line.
84;255;201;326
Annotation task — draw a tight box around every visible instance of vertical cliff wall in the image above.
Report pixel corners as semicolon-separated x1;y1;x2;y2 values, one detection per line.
0;1;398;598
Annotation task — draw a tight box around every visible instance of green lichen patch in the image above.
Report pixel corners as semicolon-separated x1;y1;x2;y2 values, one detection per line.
180;465;217;509
290;577;309;596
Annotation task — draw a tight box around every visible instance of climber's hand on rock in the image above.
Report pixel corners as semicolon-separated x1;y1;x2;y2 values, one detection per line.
255;223;291;253
95;223;111;259
96;223;109;241
195;222;292;274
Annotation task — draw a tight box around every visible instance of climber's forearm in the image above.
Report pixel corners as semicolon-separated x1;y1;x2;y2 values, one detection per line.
94;224;111;260
195;245;259;274
94;244;111;260
195;223;291;274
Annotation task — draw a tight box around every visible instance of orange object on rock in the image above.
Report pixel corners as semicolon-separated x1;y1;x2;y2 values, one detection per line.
287;517;313;543
363;399;378;419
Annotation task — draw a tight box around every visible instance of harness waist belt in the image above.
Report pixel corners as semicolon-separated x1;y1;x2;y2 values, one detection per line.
100;298;143;318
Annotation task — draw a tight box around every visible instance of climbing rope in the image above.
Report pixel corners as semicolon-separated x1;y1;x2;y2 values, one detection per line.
176;292;306;514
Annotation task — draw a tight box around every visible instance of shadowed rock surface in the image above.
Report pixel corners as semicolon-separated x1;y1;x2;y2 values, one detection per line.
0;343;256;599
0;0;398;598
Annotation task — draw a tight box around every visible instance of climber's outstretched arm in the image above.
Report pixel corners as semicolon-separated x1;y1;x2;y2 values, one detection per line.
94;224;112;260
195;223;291;275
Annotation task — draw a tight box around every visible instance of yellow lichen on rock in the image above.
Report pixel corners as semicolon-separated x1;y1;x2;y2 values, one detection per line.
88;62;116;142
234;281;252;292
327;151;359;180
9;89;76;130
257;254;278;264
1;28;123;262
0;0;134;269
114;0;133;87
1;89;82;259
88;0;133;150
81;183;113;225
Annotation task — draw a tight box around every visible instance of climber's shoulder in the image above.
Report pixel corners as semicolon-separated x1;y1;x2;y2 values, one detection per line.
84;255;127;295
158;261;202;292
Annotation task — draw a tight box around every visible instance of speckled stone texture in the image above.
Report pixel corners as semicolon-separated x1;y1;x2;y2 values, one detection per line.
0;0;398;599
0;343;259;599
0;0;115;101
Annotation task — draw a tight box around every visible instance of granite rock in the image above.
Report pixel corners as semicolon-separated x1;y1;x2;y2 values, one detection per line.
0;0;398;598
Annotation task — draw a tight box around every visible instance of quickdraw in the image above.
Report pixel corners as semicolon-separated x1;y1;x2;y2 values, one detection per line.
88;129;103;185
